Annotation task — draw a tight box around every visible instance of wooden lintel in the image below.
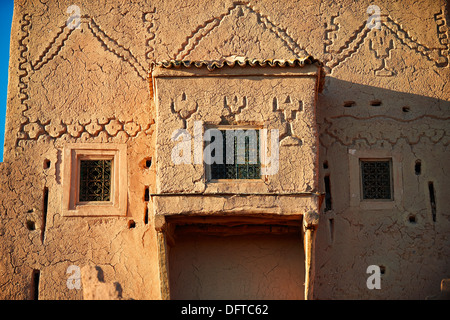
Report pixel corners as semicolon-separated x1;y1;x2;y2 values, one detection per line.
173;224;302;237
165;213;303;227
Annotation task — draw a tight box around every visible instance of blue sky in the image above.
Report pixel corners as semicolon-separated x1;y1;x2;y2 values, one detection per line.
0;0;13;162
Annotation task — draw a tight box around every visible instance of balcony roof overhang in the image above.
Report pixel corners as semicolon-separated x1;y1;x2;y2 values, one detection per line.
152;57;325;92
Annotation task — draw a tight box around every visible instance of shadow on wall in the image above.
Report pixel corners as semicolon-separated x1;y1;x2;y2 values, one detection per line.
318;77;450;148
314;76;450;299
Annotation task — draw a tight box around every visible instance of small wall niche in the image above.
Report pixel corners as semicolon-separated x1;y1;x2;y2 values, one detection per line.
144;157;152;169
428;182;436;222
324;175;332;211
144;187;150;202
370;99;382;107
343;101;355;108
41;187;49;243
414;160;421;175
31;269;40;300
128;220;136;229
379;265;386;275
26;220;36;231
144;207;149;225
43;159;51;169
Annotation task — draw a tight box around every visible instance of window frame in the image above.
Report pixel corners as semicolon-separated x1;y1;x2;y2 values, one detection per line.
62;143;127;217
348;149;403;210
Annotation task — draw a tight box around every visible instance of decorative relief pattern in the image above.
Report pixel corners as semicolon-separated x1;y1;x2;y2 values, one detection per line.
17;14;32;143
434;9;450;67
14;5;449;147
22;118;151;143
323;14;339;58
144;7;157;62
15;13;153;145
273;95;303;121
219;95;249;124
32;22;75;72
323;10;450;73
174;2;310;60
170;92;198;128
27;16;148;79
87;17;148;80
369;28;396;77
320;115;450;147
273;96;303;144
224;95;247;115
323;18;371;71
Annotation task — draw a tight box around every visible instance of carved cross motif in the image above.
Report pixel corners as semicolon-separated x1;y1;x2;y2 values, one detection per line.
172;92;198;119
273;95;303;121
369;29;395;76
224;95;247;115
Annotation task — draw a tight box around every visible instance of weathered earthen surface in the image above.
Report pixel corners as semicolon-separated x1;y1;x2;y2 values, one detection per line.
169;234;305;300
0;0;449;300
81;265;122;300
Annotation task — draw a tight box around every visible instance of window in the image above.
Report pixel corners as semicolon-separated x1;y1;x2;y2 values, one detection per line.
348;149;402;209
79;159;112;202
360;160;392;200
62;143;127;216
207;128;261;180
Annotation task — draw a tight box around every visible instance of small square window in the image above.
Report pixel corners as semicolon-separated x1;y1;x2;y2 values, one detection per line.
349;150;402;209
79;159;112;202
360;160;392;200
207;129;261;180
62;143;127;217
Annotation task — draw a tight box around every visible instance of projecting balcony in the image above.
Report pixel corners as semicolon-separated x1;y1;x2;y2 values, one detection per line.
151;58;324;220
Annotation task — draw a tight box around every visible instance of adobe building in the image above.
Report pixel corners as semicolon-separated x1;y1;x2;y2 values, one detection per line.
0;0;449;300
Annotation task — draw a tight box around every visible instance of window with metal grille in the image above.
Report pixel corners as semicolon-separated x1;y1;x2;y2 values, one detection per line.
360;160;392;200
79;159;112;201
209;129;260;179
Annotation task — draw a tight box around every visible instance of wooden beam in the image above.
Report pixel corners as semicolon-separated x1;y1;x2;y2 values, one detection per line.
165;213;302;228
173;224;301;237
156;231;171;300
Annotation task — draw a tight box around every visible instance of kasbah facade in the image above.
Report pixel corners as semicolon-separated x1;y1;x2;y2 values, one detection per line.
0;0;449;300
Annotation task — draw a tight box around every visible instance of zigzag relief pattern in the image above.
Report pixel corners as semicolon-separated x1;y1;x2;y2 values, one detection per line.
325;22;370;70
32;22;74;71
323;14;339;56
323;10;450;72
144;7;157;62
87;17;148;80
174;2;309;60
174;7;230;60
320;115;450;147
433;9;449;67
17;14;32;143
383;17;435;63
16;14;152;145
30;16;148;80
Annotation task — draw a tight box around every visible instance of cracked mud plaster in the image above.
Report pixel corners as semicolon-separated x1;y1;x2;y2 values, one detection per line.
1;0;450;300
154;74;319;195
